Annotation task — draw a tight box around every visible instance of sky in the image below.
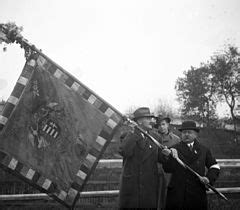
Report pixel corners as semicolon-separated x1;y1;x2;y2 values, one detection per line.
0;0;240;115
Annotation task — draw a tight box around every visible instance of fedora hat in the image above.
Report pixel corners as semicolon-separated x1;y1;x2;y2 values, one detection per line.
178;120;200;132
132;107;154;121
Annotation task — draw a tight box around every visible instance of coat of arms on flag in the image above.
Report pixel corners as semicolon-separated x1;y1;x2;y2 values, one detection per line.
0;23;123;208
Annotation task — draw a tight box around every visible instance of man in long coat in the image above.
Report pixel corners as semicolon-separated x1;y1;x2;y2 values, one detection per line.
162;121;220;210
154;115;180;210
119;107;163;209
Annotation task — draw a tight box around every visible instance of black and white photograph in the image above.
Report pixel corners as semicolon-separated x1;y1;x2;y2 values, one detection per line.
0;0;240;209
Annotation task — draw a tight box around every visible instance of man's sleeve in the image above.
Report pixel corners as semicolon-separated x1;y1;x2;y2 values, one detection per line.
161;154;178;173
160;144;179;173
119;131;139;158
205;149;220;185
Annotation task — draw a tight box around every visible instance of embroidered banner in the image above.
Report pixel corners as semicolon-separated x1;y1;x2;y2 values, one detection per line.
0;55;122;208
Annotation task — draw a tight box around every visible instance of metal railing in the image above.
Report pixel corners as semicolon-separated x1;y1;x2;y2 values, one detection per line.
0;159;239;201
97;159;240;169
0;187;240;201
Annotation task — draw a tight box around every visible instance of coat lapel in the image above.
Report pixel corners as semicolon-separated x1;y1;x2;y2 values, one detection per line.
192;140;202;160
141;131;159;163
178;140;201;165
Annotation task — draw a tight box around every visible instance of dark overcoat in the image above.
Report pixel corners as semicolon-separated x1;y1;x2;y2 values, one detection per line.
118;127;163;209
162;140;220;210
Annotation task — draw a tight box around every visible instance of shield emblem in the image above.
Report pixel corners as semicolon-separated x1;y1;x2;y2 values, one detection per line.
0;54;122;208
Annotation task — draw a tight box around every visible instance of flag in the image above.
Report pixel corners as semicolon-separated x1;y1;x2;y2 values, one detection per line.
0;54;122;208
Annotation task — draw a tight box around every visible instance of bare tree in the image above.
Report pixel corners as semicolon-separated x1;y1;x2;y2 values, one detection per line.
153;99;180;119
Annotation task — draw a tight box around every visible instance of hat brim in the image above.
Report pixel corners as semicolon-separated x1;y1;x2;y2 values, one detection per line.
133;114;155;120
178;127;200;132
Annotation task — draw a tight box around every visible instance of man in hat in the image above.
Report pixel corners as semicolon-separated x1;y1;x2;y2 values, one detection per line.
119;107;163;209
162;120;220;210
154;115;180;209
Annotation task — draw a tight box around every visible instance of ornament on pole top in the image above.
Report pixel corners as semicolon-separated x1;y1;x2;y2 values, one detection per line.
0;22;35;60
0;22;23;44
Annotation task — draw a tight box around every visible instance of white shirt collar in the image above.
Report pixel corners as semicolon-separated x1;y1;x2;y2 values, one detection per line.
187;142;194;147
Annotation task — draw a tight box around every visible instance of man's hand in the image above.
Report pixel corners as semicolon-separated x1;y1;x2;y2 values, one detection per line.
122;118;137;133
127;122;136;133
162;147;171;156
162;147;178;158
199;176;210;185
170;148;178;159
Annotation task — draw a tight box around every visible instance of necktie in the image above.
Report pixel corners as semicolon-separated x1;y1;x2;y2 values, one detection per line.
189;144;193;152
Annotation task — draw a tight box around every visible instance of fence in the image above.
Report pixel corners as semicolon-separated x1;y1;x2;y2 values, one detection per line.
0;159;240;209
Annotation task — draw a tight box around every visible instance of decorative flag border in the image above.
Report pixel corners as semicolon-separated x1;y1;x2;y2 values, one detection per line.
0;54;123;208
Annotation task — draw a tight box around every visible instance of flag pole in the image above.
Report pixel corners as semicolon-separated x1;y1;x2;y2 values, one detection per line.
0;22;228;206
124;117;228;202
